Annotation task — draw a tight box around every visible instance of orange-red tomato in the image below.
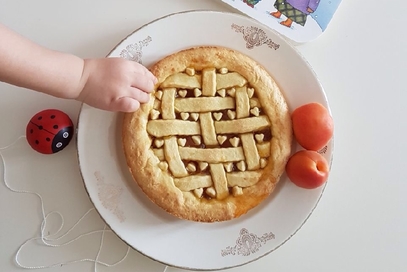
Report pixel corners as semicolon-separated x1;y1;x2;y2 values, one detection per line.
291;102;334;151
285;150;329;189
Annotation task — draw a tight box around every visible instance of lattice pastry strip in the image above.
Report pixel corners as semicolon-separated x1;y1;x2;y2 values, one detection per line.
148;118;272;140
152;141;270;163
174;175;213;191
160;73;201;89
202;68;217;96
147;120;200;137
241;133;261;170
199;112;218;146
178;146;245;163
235;86;250;118
216;72;247;90
160;70;247;92
173;170;263;192
174;97;235;112
209;163;229;200
163;136;188;178
161;88;176;119
214;116;270;134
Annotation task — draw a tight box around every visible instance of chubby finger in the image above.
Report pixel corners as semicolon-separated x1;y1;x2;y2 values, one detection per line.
142;67;158;84
134;62;156;81
128;87;151;104
113;97;141;112
130;73;156;93
131;63;157;91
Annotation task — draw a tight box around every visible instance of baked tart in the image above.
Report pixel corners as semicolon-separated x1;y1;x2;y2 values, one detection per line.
122;46;292;222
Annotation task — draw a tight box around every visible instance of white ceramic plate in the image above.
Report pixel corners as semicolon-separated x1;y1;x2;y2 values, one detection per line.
77;11;333;271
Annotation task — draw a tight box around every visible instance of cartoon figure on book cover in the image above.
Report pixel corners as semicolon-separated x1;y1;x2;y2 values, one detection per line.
271;0;320;28
242;0;262;8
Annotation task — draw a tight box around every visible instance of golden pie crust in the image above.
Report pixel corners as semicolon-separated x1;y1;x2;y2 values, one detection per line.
122;46;292;222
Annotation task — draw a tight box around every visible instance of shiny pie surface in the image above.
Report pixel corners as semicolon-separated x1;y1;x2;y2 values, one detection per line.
122;46;292;222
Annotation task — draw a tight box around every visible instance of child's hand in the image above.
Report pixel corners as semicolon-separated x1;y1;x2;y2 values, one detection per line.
77;58;157;112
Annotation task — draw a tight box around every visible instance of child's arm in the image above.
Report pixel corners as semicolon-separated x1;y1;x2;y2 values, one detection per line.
0;24;157;112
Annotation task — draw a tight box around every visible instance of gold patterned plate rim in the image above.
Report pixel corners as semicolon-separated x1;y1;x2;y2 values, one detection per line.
76;10;333;271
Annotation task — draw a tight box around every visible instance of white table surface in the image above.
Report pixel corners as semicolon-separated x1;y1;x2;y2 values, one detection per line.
1;0;406;271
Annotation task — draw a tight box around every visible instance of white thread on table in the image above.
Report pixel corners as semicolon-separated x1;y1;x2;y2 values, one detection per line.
0;136;143;271
1;137;169;272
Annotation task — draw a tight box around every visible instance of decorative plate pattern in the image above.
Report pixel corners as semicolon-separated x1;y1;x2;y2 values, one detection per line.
231;24;280;50
221;228;276;257
119;36;152;63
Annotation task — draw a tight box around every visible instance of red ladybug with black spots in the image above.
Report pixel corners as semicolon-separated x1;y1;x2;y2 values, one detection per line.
26;109;74;154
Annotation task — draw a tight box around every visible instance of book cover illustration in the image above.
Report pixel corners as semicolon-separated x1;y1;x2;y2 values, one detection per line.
222;0;342;43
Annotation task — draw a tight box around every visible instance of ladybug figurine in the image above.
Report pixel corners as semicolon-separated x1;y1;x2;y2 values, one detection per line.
26;109;74;154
